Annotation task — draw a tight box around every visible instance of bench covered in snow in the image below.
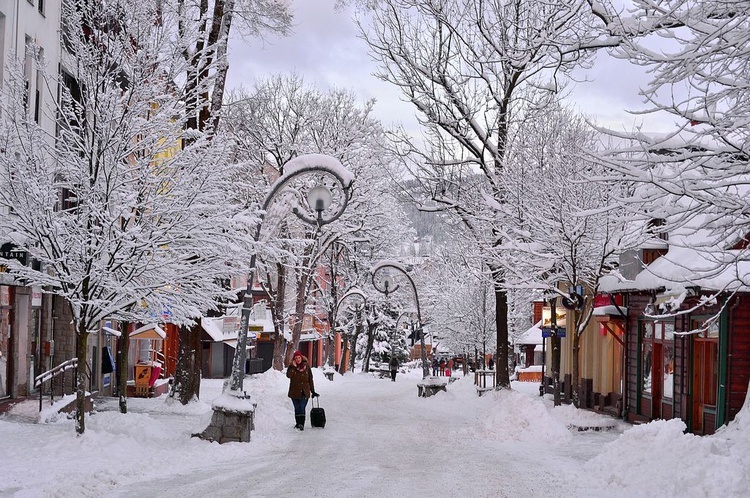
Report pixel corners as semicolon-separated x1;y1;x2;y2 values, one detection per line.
417;376;447;397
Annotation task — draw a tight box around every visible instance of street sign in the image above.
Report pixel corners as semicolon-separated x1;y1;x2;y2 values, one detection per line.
541;326;566;338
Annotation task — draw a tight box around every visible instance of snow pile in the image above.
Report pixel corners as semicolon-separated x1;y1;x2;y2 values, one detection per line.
478;386;573;443
2;368;750;497
585;419;747;496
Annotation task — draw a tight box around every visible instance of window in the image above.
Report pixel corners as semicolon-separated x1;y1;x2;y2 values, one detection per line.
23;36;32;112
641;320;675;399
647;218;668;242
33;48;44;123
38;0;45;16
662;323;674;399
693;318;719;407
641;324;653;395
0;15;6;85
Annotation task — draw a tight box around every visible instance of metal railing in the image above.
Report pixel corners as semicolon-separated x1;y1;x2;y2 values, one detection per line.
35;358;78;412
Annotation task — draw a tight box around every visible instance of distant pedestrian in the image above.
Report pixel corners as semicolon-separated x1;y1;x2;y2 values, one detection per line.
389;356;399;382
488;357;495;370
432;358;439;376
439;358;446;376
286;350;318;431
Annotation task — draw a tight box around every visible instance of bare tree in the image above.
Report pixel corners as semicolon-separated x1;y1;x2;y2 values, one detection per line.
495;103;631;405
0;1;251;432
158;0;293;400
223;75;409;369
358;0;619;389
591;0;750;269
174;0;292;134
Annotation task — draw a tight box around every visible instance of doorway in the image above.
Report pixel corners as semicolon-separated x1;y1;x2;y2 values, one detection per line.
692;338;718;434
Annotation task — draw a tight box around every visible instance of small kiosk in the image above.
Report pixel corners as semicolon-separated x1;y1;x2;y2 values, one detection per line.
129;323;168;397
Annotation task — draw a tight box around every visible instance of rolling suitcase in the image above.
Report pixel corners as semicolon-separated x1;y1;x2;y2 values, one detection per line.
310;397;326;428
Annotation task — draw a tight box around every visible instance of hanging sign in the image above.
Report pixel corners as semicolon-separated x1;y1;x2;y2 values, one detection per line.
31;287;43;308
0;242;27;267
0;286;9;308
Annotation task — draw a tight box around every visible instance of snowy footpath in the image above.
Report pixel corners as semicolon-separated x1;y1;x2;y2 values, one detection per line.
1;368;749;497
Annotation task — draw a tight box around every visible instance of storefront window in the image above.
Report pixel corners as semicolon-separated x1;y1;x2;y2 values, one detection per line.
0;308;9;398
706;321;719;339
0;286;10;399
661;322;674;399
693;318;719;407
663;344;674;399
642;339;653;395
641;320;675;400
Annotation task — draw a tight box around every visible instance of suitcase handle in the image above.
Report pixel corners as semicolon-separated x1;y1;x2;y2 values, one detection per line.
312;396;321;408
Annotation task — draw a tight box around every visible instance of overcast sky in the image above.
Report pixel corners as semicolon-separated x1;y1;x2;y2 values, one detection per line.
226;0;673;140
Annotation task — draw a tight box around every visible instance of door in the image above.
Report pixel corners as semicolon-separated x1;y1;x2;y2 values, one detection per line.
652;342;663;418
0;291;9;399
692;339;718;434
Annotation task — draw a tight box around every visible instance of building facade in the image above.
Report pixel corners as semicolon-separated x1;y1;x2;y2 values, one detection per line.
0;0;62;403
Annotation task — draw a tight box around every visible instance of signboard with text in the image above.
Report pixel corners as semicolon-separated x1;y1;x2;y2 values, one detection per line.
541;326;566;338
541;306;567;329
0;242;27;269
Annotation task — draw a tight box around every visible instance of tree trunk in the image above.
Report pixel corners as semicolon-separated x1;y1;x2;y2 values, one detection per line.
494;277;511;389
272;324;286;370
170;325;201;404
347;308;364;373
325;307;337;368
338;333;350;374
286;270;310;366
571;309;581;408
362;321;377;373
208;0;234;133
348;330;359;373
269;263;288;371
75;327;88;435
117;321;130;414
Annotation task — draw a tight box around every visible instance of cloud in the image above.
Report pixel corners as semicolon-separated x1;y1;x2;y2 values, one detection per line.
227;0;672;139
227;0;421;134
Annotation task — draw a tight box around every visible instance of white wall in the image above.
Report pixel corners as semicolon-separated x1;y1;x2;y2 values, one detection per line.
0;0;63;137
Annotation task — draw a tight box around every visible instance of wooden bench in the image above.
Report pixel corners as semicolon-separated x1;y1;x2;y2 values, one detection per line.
368;364;391;379
417;376;448;397
324;371;335;381
517;371;543;382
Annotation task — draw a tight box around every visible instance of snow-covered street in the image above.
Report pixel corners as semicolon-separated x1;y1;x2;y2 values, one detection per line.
2;368;749;497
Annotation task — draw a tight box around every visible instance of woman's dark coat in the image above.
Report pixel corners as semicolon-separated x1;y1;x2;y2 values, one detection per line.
286;356;315;399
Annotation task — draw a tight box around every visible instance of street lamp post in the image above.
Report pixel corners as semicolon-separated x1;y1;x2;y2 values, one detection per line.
199;154;353;443
229;154;353;394
548;296;562;407
371;261;430;378
333;288;367;374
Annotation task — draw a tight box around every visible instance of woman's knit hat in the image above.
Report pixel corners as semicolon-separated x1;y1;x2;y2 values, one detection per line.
292;350;303;360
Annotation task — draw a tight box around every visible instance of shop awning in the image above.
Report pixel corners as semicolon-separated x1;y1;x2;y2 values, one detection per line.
102;326;122;337
299;330;323;342
223;338;255;349
593;305;627;323
201;318;225;342
516;321;543;346
131;323;166;339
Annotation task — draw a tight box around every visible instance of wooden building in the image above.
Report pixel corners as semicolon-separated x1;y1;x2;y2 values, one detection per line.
599;229;750;435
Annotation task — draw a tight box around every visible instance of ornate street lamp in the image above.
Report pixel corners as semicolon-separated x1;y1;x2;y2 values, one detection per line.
230;154;353;393
333;288;368;374
371;261;429;378
199;154;353;443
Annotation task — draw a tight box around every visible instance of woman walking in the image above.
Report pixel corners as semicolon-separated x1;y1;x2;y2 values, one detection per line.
286;350;318;430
